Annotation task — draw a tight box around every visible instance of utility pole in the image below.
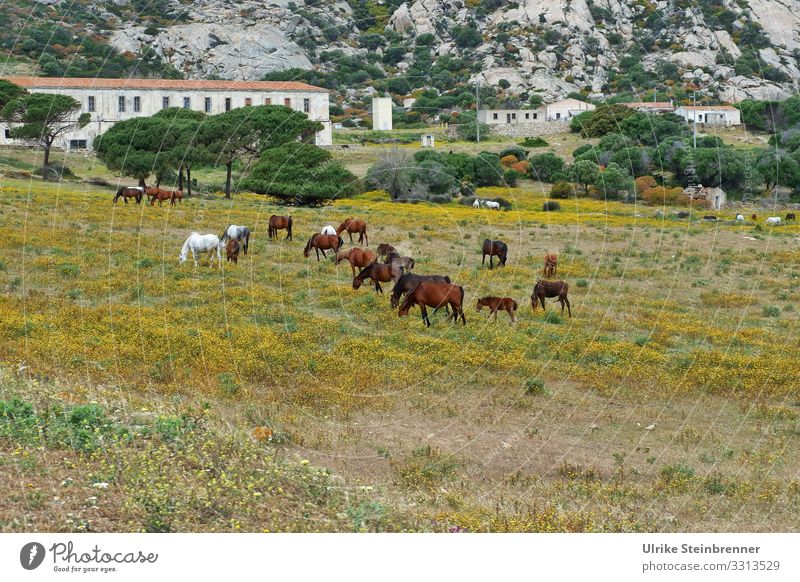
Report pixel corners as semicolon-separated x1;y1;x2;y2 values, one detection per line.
692;90;697;149
475;79;480;143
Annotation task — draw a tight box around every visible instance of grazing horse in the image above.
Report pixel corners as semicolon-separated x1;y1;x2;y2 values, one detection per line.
703;215;717;221
113;186;143;205
390;273;452;311
352;262;403;293
473;199;481;208
766;216;782;225
171;189;184;205
543;253;558;278
398;281;466;327
676;211;690;219
321;225;337;236
736;214;745;222
377;243;397;261
476;296;518;323
787;213;796;221
179;233;221;268
303;234;343;261
386;253;415;273
481;239;508;269
221;225;251;254
484;200;501;210
751;213;758;221
337;218;368;246
225;239;240;264
269;215;293;241
147;187;178;207
336;248;377;276
531;280;571;317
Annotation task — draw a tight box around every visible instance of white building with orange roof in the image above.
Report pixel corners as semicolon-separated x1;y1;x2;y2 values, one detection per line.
0;76;332;148
674;104;741;127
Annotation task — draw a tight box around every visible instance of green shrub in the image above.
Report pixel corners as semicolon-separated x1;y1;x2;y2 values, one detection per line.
524;378;549;395
550;181;575;199
543;200;561;212
763;305;780;317
520;137;548;148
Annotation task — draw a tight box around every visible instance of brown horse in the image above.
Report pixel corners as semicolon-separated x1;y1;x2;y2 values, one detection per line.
531;280;571;317
377;243;397;260
337;218;368;246
787;213;796;221
390;273;452;310
171;189;183;205
543;253;558;278
751;213;758;221
482;239;507;268
147;187;178;207
476;296;518;322
225;239;240;264
269;215;293;240
352;262;403;293
303;234;343;261
336;248;377;276
398;281;466;327
113;186;143;204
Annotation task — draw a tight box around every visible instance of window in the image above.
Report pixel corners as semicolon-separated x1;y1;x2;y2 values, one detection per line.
118;96;126;113
162;96;170;109
69;139;88;150
87;96;95;112
303;98;310;113
225;97;231;112
264;97;271;106
183;97;191;109
204;97;212;113
525;113;530;119
245;97;252;107
533;112;538;120
284;97;291;107
492;113;498;120
133;96;141;112
511;113;516;120
4;129;10;139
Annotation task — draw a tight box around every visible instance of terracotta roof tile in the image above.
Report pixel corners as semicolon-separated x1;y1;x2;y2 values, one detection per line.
678;105;738;111
2;76;327;93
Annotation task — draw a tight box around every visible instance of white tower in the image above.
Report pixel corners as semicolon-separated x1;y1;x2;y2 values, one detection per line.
372;97;393;131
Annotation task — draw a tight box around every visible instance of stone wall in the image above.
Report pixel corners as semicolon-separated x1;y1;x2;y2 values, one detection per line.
447;121;571;140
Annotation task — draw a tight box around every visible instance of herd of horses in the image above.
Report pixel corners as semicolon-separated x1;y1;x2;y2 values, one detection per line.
175;213;570;327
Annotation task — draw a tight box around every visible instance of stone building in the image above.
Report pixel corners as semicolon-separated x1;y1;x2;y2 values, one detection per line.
674;105;741;127
0;76;332;148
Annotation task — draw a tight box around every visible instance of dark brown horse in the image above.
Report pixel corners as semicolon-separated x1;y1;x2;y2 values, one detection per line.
787;213;796;221
377;243;397;261
113;186;143;204
269;215;293;240
303;234;343;261
482;239;507;268
352;262;403;293
531;280;571;317
398;281;466;327
477;296;518;322
225;239;240;264
543;253;558;278
336;247;377;276
337;218;368;246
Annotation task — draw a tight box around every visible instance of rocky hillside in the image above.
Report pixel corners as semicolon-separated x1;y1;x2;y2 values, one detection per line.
5;1;800;107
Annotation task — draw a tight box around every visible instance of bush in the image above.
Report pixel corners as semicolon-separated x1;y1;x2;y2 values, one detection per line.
763;305;780;317
504;169;520;186
528;153;565;182
499;146;528;160
520;137;548;148
500;154;519;168
543;200;561;211
634;175;658;194
524;378;549;396
550;181;575;199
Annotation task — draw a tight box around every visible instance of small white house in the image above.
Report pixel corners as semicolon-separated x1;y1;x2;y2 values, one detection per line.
372;97;393;131
477;107;545;125
421;134;435;148
674;105;741;127
544;98;595;121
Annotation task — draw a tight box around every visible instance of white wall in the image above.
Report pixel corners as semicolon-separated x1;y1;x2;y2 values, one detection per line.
477;108;544;125
675;108;741;127
372;97;393;131
0;86;332;148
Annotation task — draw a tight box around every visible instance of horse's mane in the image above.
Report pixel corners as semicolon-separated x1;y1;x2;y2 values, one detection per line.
397;283;420;312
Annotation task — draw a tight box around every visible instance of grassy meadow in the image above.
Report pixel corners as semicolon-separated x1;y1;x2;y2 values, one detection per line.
1;164;799;532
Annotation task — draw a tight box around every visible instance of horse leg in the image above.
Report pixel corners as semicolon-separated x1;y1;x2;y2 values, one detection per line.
482;253;485;266
315;248;320;262
564;295;572;318
539;296;546;311
375;281;383;294
364;231;368;246
489;255;494;269
420;305;430;327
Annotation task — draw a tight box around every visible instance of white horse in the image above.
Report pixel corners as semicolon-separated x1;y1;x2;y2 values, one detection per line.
221;224;251;254
179;232;222;267
484;200;501;210
321;225;336;235
472;199;481;208
736;214;745;222
766;216;782;225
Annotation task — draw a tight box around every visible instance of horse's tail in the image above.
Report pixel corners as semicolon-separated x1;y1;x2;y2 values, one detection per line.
458;285;465;307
